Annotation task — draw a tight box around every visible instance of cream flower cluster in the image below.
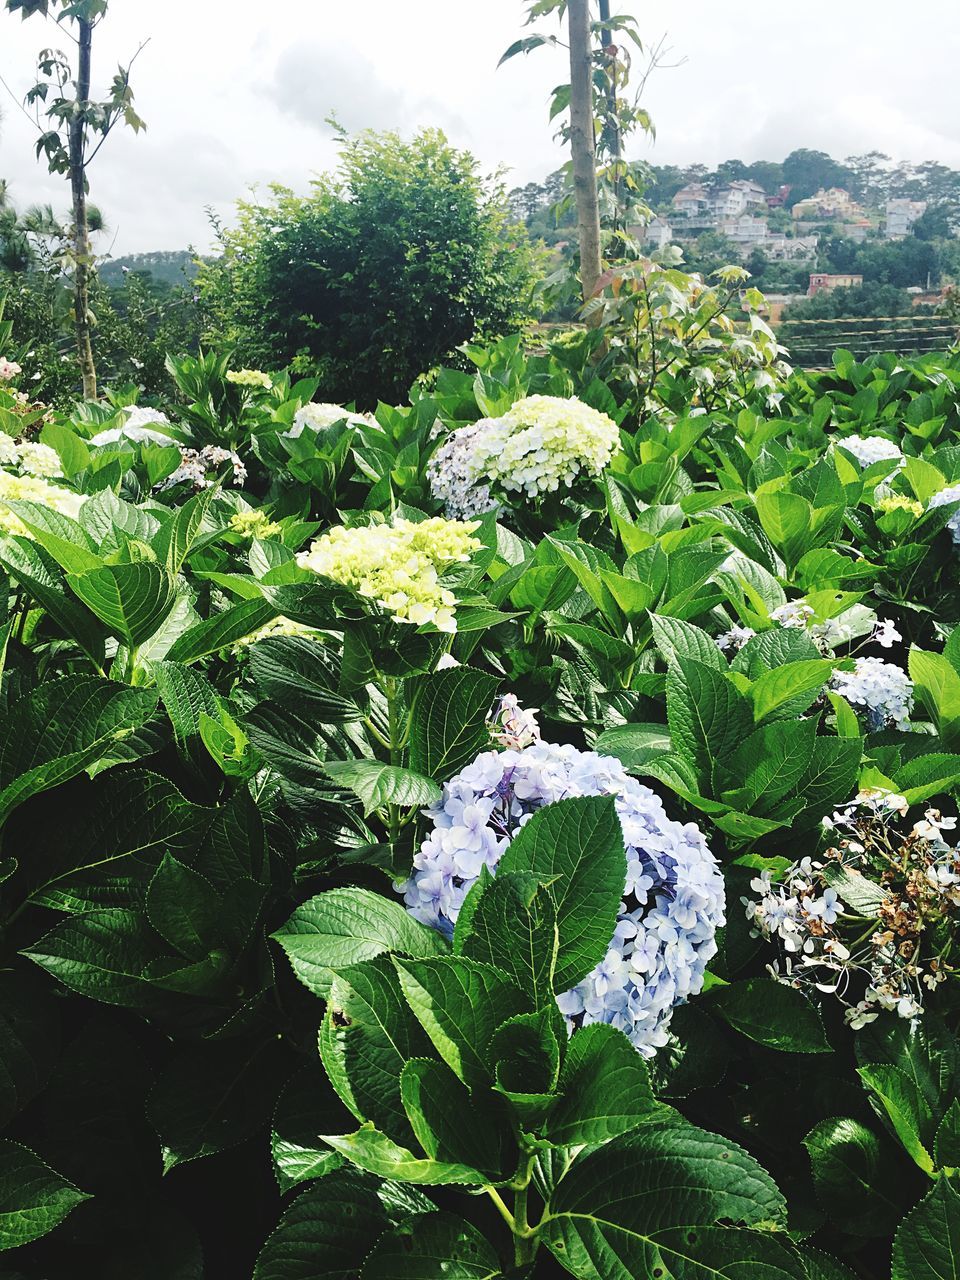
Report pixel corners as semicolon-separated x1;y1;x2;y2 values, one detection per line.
0;435;62;478
91;406;173;447
0;358;22;382
297;516;480;633
835;435;904;470
0;470;85;537
429;395;620;514
228;509;282;541
226;369;272;389
285;402;375;440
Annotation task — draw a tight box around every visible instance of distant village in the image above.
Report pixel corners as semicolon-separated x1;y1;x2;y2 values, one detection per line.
641;180;928;298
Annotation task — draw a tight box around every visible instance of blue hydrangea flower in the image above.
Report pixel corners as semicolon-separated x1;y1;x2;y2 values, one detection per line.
401;741;726;1057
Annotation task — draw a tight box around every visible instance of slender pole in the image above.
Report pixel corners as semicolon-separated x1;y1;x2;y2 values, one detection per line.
70;17;97;400
567;0;602;313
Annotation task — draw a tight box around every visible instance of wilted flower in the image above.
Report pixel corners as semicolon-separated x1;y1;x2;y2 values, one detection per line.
488;693;540;750
402;740;725;1057
161;445;247;491
297;516;480;633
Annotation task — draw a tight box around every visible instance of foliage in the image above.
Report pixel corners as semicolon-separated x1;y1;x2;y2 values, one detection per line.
195;129;545;408
3;259;960;1277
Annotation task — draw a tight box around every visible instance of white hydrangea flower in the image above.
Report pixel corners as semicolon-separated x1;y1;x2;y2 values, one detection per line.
402;740;725;1057
15;442;62;478
929;484;960;546
831;656;914;731
284;402;374;439
835;435;904;470
91;405;174;447
0;470;85;536
429;395;620;515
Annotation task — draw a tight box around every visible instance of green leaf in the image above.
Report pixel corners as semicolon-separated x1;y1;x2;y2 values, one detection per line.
320;1124;493;1186
361;1212;501;1279
68;562;177;647
593;723;672;771
400;1058;516;1180
2;501;101;574
650;614;727;671
394;956;531;1089
322;760;441;817
320;957;435;1145
457;873;558;1008
666;656;753;779
707;978;831;1053
749;659;835;723
541;1121;799;1279
936;1098;960;1171
248;636;361;721
0;1140;88;1251
858;1063;934;1174
146;854;221;962
151;661;221;750
544;1023;657;1146
147;1040;289;1171
755;489;814;569
408;666;500;780
804;1116;903;1236
0;537;106;663
0;678;157;826
165;599;279;664
497;795;626;992
0;970;59;1128
719;718;818;813
892;1177;960;1280
252;1173;390;1279
23;908;159;1008
909;647;960;746
270;1062;349;1193
272;889;448;995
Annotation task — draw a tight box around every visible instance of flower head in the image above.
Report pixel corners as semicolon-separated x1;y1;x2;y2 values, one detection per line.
297;516;480;633
226;368;272;389
831;656;913;732
0;359;22;382
402;741;725;1056
0;470;85;536
836;435;904;470
285;402;375;439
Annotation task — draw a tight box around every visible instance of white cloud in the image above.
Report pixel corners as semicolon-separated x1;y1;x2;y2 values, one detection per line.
0;0;958;255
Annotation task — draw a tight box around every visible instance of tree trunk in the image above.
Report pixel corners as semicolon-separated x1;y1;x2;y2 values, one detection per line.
567;0;602;315
70;17;96;401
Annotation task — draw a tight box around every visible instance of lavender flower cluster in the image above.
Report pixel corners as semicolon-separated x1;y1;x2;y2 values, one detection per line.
402;737;725;1057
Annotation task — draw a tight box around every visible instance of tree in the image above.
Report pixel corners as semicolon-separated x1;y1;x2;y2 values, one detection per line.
782;148;852;206
4;0;146;399
196;129;544;407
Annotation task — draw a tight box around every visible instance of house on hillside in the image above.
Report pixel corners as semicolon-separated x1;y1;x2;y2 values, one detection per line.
793;188;864;222
672;184;710;216
721;214;769;245
885;198;927;238
808;272;863;297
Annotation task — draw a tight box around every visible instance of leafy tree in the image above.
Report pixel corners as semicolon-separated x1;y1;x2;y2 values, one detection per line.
4;0;146;400
782;148;853;205
196;129;544;407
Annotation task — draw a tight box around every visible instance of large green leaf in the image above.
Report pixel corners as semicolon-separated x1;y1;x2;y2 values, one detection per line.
270;1062;350;1194
319;956;435;1146
165;599;279;664
892;1177;960;1280
320;1124;494;1186
22;908;160;1008
0;970;59;1129
0;537;106;662
272;888;449;995
497;795;626;992
248;635;361;721
408;666;500;780
394;956;531;1089
147;1040;289;1171
803;1117;903;1236
666;655;753;780
0;679;157;826
68;562;177;647
0;1140;88;1251
858;1063;935;1173
252;1173;391;1279
322;760;441;817
541;1121;800;1279
544;1023;657;1147
706;978;831;1054
400;1058;516;1180
457;873;558;1009
361;1212;501;1280
749;659;835;724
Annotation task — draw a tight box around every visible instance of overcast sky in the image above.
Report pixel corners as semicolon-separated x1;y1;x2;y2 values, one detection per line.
1;1;959;258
